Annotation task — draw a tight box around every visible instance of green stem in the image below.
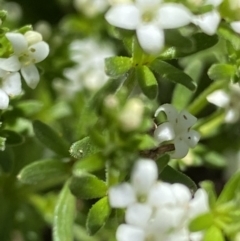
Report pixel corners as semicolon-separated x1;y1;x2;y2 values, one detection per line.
188;79;228;115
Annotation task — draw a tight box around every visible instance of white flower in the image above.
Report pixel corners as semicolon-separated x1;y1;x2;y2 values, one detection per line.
207;84;240;123
105;0;192;53
110;159;209;241
74;0;109;17
0;69;21;109
191;0;223;35
0;31;49;89
154;104;200;159
56;38;114;96
231;21;240;34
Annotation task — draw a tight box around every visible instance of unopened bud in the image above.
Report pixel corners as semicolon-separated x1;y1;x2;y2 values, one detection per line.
24;30;42;46
104;94;119;109
119;98;144;132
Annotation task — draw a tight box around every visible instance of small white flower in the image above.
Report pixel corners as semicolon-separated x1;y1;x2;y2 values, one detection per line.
0;31;49;89
191;0;223;35
105;0;192;53
154;104;200;159
74;0;109;17
0;69;21;109
57;38;114;95
207;84;240;123
231;21;240;34
109;159;209;241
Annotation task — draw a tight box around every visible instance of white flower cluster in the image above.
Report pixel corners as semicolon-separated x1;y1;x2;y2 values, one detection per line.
154;104;200;159
207;83;240;123
105;0;237;53
0;30;49;109
109;159;209;241
55;38;114;96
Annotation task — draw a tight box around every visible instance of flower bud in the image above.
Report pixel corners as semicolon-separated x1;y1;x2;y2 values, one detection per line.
118;98;144;132
104;94;119;109
24;30;42;46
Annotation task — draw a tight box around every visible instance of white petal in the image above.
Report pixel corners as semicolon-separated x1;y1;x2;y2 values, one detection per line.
192;11;221;35
21;64;40;89
176;110;197;133
158;4;192;29
155;104;178;124
116;224;145;241
171;138;189;159
189;189;209;219
131;158;158;196
167;228;189;241
147;182;176;208
105;4;140;30
28;41;49;63
171;183;192;206
207;90;230;107
2;72;21;96
0;89;9;109
125;203;152;228
189;231;205;241
152;207;186;233
225;109;239;123
231;21;240;34
6;32;28;55
182;130;201;148
136;24;164;54
154;122;175;143
109;183;136;208
0;56;21;72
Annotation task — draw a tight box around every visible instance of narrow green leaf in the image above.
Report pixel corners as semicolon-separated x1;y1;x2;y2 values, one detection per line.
203;226;224;241
86;197;111;235
150;59;196;91
105;56;132;78
18;159;69;185
217;171;240;205
0;148;14;173
189;212;213;232
73;153;105;175
69;137;98;159
53;181;76;241
0;130;24;146
70;172;107;199
156;154;170;173
160;165;197;192
208;64;236;81
33;120;69;157
136;65;158;99
172;84;193;109
200;181;217;209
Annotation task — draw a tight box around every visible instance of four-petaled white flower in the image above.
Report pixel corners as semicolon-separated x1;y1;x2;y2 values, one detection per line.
0;31;49;89
207;84;240;123
109;159;209;241
105;0;192;53
191;0;223;35
154;104;200;159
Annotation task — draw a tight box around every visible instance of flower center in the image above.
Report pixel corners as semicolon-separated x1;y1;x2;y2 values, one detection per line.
141;8;157;23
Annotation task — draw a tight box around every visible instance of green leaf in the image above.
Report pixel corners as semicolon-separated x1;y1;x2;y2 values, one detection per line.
73;153;105;175
70;172;107;199
86;197;111;235
16;100;43;116
200;181;217;209
33;120;69;157
217;171;240;205
189;212;213;232
70;137;98;159
172;84;193;109
136;65;158;99
0;130;24;146
203;226;224;241
105;56;132;78
208;64;236;81
204;152;226;168
150;59;196;91
18;159;69;185
0;148;14;173
156;154;170;173
160;165;197;192
53;181;76;241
